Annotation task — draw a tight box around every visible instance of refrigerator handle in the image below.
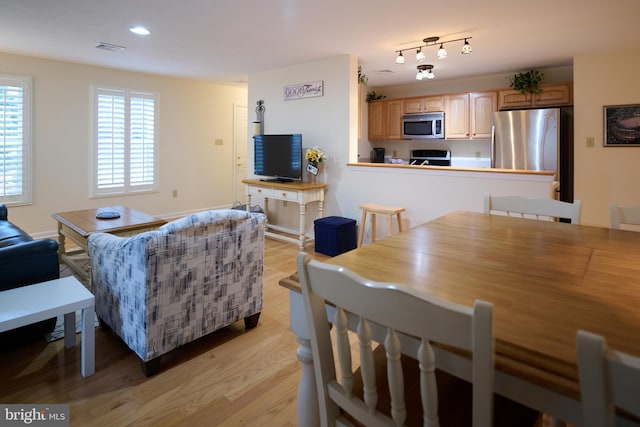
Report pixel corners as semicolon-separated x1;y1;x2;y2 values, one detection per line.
490;125;496;168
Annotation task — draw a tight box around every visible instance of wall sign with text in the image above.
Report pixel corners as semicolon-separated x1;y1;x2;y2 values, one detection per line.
283;81;324;100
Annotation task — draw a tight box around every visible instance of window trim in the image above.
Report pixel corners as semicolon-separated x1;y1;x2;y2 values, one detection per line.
90;86;159;198
0;74;32;206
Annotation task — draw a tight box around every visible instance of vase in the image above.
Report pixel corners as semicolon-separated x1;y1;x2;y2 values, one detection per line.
307;161;322;184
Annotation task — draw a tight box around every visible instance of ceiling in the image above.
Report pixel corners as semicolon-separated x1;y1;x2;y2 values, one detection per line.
1;0;638;87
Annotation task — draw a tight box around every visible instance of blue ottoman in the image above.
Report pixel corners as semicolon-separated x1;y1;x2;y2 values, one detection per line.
314;216;357;256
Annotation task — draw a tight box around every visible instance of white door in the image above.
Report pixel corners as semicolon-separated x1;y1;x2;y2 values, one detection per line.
233;104;248;206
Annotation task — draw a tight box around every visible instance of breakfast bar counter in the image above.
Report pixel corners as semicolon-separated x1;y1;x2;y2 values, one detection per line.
350;161;557;177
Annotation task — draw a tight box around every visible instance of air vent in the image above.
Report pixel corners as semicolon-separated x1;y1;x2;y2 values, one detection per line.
375;69;395;74
95;42;126;52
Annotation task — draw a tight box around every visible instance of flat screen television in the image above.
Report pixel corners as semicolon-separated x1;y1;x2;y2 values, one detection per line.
253;134;303;182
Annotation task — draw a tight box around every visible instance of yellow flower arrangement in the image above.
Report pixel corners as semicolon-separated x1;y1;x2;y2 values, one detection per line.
305;146;326;165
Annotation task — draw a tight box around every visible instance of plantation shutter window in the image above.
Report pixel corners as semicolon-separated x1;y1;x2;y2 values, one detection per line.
93;87;158;196
0;75;32;205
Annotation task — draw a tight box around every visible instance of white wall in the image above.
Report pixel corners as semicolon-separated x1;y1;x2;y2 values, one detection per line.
573;49;640;227
247;55;358;231
373;65;574;99
0;52;247;235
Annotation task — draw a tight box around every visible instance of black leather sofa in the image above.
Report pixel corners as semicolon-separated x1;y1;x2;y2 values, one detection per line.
0;203;60;340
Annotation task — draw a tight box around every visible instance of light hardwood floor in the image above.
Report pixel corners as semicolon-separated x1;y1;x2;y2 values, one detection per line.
0;238;328;426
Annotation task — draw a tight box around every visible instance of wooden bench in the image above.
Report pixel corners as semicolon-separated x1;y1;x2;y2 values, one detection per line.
0;276;95;377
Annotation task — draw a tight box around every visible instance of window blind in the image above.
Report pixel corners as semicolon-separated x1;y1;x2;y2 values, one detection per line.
93;88;157;196
0;76;31;205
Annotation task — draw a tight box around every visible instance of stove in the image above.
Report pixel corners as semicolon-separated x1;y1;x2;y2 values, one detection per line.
410;149;451;166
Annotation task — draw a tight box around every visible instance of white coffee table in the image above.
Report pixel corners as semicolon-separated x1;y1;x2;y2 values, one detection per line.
0;276;95;377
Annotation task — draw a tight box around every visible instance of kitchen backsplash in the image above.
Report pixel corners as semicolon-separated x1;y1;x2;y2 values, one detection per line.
363;138;491;163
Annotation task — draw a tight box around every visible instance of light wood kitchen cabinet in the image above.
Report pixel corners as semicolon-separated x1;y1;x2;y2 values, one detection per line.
403;95;444;114
385;99;404;139
533;83;572;106
445;91;497;139
497;90;531;109
367;83;573;141
444;94;470;139
368;100;385;140
498;82;572;110
367;99;404;140
470;92;497;138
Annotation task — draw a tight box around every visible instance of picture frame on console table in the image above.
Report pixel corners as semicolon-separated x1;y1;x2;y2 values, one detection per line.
604;104;640;146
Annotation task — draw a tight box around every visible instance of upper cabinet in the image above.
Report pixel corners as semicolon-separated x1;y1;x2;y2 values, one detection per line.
368;100;386;140
368;99;404;141
403;95;444;114
367;83;571;142
470;92;497;138
444;94;469;139
445;91;497;140
385;99;404;140
498;83;572;110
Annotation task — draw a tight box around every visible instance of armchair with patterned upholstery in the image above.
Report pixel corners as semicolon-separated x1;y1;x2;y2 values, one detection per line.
88;209;265;376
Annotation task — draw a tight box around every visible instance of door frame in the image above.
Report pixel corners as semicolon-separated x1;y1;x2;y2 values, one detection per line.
233;103;248;206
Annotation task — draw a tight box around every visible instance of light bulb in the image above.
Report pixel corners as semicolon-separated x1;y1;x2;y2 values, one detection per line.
416;71;424;80
425;70;435;79
437;44;447;59
461;39;472;54
395;52;405;64
416;49;425;62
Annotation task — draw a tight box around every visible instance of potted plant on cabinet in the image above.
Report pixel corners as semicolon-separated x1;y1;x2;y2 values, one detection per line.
365;91;385;103
509;69;544;94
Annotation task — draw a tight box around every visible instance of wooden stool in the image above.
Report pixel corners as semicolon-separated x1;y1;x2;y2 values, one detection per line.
358;203;405;246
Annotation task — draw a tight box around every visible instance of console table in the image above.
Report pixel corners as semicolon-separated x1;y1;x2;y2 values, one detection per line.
242;179;327;249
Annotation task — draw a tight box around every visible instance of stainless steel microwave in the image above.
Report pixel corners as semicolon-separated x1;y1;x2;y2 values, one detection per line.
402;112;444;139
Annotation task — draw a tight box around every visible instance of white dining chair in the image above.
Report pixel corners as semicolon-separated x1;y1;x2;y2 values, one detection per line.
576;330;640;427
608;202;640;230
297;252;540;427
484;193;582;224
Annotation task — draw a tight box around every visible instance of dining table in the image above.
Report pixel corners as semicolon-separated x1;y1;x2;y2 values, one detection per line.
279;210;640;426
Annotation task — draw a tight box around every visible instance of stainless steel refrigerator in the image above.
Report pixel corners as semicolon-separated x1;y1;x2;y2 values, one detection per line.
491;107;574;202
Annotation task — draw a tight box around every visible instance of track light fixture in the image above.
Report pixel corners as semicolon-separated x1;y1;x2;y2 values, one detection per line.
395;36;472;68
416;65;435;81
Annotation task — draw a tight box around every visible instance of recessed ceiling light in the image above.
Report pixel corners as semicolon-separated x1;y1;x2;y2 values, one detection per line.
129;26;151;36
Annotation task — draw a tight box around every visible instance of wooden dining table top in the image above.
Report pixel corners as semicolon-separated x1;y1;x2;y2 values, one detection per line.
280;210;640;400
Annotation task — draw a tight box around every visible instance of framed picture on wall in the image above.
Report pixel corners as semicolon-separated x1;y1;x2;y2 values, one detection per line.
604;104;640;146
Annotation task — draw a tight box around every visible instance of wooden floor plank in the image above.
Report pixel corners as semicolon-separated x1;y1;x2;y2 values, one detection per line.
0;237;328;426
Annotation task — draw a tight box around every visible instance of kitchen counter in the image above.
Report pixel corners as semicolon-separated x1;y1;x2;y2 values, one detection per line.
350;162;556;176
